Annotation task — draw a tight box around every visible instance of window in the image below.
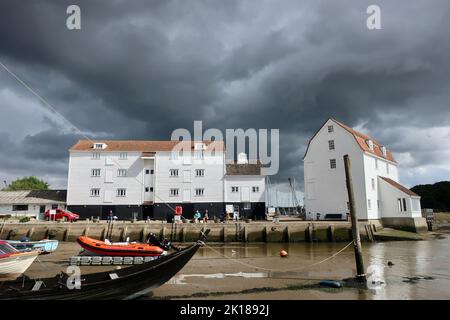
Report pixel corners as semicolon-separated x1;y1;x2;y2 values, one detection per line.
145;169;150;174
150;187;154;192
91;169;101;177
371;178;375;191
244;202;251;210
375;158;379;170
194;151;204;160
231;186;239;193
366;139;374;151
119;152;127;160
150;169;154;174
328;125;334;133
116;189;127;197
252;186;260;193
170;188;179;197
117;169;127;177
92;152;100;160
398;198;404;212
386;163;390;174
403;198;407;211
170;151;180;160
51;204;58;210
90;188;100;197
145;187;149;192
93;143;104;149
170;169;179;177
328;140;335;150
12;205;28;211
195;169;205;177
330;159;336;169
377;200;381;209
195;188;204;196
368;199;372;210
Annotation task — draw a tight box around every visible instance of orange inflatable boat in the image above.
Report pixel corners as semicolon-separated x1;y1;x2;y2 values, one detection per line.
76;236;165;257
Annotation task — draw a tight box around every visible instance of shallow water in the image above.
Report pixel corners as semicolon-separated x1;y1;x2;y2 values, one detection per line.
157;235;450;299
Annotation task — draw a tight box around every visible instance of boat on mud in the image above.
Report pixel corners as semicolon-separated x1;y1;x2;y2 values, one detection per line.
0;231;209;300
6;239;59;254
0;241;40;279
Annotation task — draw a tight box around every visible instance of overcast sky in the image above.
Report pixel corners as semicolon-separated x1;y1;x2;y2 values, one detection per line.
0;0;449;201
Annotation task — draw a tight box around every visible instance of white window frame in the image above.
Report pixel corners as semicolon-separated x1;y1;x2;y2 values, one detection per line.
386;163;390;174
116;188;127;197
371;178;375;191
90;188;100;197
231;186;239;193
328;140;335;150
328;125;334;133
93;143;104;149
91;169;101;177
119;152;127;160
375;158;379;170
368;199;371;210
117;169;127;177
169;188;179;197
195;188;205;197
92;152;101;160
169;169;179;177
330;159;336;169
195;169;205;177
252;186;259;193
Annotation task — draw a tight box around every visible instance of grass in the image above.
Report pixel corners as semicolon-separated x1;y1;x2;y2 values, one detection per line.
434;212;450;223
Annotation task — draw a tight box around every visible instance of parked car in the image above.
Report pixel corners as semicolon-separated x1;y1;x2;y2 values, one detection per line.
44;208;80;222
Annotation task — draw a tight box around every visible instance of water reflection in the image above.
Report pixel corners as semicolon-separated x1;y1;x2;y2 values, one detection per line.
178;236;450;299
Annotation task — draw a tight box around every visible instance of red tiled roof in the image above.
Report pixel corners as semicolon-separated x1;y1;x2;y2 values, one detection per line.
69;140;225;152
332;119;396;163
379;177;419;197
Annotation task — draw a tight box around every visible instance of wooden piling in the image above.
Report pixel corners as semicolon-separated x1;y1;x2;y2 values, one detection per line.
344;154;366;283
26;227;34;240
64;227;71;242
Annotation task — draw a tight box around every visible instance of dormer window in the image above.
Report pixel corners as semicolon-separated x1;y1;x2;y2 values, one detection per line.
93;143;106;150
328;125;334;133
381;146;387;157
366;140;374;151
194;143;206;151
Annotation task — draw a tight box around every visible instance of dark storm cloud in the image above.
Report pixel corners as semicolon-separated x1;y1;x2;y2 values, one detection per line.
0;0;450;190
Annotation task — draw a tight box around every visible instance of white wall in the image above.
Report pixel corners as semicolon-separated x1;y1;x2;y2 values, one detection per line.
304;119;368;219
378;178;422;218
224;176;266;203
154;151;226;203
363;154;399;219
67;151;146;205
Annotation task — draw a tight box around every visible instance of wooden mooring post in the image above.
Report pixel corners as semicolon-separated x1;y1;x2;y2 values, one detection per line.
344;154;366;283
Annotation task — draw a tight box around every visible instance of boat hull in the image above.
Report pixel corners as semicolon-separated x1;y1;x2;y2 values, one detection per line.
0;241;202;300
0;251;39;279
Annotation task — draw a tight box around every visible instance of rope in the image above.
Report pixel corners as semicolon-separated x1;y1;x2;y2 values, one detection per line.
177;213;354;273
200;240;354;273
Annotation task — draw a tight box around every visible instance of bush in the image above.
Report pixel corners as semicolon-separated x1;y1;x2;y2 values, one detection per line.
19;216;30;223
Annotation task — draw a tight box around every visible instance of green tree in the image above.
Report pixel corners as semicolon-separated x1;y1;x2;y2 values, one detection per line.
411;181;450;211
3;176;49;191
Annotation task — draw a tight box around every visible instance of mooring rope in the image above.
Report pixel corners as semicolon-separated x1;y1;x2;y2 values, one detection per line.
174;214;354;273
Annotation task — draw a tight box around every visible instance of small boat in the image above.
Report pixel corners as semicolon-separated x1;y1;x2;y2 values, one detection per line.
0;241;39;279
77;236;165;257
7;239;59;254
0;231;209;300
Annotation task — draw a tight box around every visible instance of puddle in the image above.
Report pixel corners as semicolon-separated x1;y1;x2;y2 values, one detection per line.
167;272;269;284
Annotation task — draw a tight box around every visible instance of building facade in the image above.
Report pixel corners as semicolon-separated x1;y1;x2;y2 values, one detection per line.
67;140;266;220
303;118;424;230
0;190;66;219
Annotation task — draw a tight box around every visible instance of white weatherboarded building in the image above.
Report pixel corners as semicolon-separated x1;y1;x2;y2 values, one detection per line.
67;140;266;220
303;118;425;231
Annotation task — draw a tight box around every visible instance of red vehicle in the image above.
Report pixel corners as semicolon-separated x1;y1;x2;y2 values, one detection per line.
44;208;80;222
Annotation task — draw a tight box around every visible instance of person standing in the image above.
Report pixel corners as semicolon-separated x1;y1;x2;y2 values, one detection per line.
204;210;209;223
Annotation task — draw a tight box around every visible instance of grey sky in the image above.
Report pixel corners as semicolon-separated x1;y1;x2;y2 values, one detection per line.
0;0;449;199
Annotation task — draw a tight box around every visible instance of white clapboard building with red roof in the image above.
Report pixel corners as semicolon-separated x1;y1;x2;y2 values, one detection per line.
303;118;426;231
